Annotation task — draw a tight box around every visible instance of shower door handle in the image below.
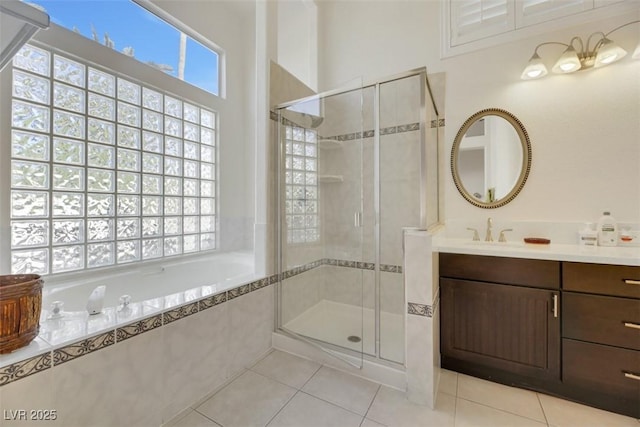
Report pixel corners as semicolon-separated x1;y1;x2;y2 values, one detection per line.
354;212;363;228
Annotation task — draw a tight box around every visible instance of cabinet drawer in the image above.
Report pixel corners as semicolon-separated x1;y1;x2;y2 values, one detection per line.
440;253;560;289
563;293;640;351
563;262;640;298
563;339;640;401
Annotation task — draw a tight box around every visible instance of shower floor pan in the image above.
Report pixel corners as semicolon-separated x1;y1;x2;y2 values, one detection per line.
283;299;404;363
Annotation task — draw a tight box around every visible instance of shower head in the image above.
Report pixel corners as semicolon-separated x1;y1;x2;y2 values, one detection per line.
281;110;324;129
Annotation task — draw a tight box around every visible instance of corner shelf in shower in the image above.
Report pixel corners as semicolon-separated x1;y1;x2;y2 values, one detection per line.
317;139;343;150
318;175;343;183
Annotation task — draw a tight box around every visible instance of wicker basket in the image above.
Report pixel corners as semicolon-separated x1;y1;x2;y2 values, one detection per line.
0;275;43;354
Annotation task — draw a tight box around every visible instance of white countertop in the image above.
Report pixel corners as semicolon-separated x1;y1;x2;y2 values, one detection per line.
433;237;640;266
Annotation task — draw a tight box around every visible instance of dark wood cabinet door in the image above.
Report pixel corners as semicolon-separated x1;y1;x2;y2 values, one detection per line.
441;278;561;381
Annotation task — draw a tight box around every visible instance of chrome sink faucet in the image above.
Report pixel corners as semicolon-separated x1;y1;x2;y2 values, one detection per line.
485;217;493;242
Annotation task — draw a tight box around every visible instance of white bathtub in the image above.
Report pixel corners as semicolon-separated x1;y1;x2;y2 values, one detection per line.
41;251;257;312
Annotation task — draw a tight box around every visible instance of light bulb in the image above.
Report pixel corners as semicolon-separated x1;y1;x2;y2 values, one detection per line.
521;52;548;80
594;38;627;68
552;45;582;74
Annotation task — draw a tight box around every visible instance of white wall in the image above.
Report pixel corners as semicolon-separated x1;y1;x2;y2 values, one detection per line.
277;0;318;91
316;1;640;224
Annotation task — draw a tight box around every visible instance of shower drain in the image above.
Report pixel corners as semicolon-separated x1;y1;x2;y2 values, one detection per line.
347;335;362;343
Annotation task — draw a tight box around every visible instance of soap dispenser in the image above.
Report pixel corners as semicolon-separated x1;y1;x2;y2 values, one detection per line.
596;211;618;247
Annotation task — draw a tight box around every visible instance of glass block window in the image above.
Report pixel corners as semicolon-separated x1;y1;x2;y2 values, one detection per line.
10;44;217;275
284;126;319;244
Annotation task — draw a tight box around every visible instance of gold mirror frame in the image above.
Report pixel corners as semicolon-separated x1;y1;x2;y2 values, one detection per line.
451;108;532;209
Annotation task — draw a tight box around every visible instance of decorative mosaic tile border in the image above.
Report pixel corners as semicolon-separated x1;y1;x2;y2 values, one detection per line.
0;257;404;387
430;118;445;128
407;302;433;317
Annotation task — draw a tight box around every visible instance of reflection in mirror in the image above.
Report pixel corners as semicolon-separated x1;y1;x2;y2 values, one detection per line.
452;109;531;209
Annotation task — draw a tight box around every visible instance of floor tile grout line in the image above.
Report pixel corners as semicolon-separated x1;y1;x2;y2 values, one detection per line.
192;407;224;427
362;383;383;423
455;395;549;425
299;362;323;390
263;389;301;427
298;389;371;419
535;392;551;427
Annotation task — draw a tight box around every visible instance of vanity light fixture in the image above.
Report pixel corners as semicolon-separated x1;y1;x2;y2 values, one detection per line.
521;20;640;80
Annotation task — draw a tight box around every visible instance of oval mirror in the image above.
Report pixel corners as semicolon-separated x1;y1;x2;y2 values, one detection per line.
451;108;531;209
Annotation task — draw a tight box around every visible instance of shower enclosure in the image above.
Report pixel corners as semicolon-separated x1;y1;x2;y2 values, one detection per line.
275;68;439;368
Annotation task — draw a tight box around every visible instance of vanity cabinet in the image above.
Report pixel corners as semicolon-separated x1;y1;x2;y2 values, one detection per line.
440;253;561;383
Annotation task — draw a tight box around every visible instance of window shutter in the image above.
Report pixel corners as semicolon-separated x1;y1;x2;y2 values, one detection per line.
450;0;514;46
515;0;594;28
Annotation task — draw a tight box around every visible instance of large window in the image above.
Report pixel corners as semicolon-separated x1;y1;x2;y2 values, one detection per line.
10;43;217;275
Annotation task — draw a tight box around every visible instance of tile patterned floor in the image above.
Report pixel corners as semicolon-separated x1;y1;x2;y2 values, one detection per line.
165;350;640;427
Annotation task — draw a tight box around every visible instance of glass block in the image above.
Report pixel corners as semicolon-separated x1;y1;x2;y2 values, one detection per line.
200;216;215;233
117;195;140;216
164;197;182;215
292;186;304;199
87;194;114;216
53;109;84;139
142;131;162;153
53;193;84;217
88;143;115;168
88;93;115;120
292;229;304;243
87;118;115;144
52;245;84;272
164;137;182;157
184;123;199;142
201;145;214;163
201;163;214;180
164;157;182;176
305;187;317;199
13;70;50;104
182;141;198;160
13;44;50;76
53;82;84;113
293;172;304;185
117;102;140;127
142;217;162;237
183;216;199;234
88;169;115;192
52;219;84;245
200;109;215;128
117;240;140;264
12;160;49;189
53;55;85;87
12;131;49;161
305;158;317;171
164;236;182;256
12;100;49;132
117;218;140;239
53;138;84;165
142;196;162;215
117;172;140;193
88;68;115;96
305;130;316;142
87;242;115;268
286;142;292;155
88;219;113;241
293;127;304;141
11;220;48;247
117;148;140;171
305;144;316;157
200;198;214;215
142;87;162;112
142;110;162;133
306;229;318;242
142;153;162;174
183;103;199;123
292;215;304;228
183;234;199;253
164;177;182;196
200;181;214;197
165;117;182;137
285;156;292;169
292;157;304;170
118;126;140;148
183;160;198;178
164;217;182;235
117;79;141;105
11;248;49;275
11;191;48;218
184;198;198;215
305;216;318;228
293;142;304;156
201;128;215;146
285;185;292;199
164;96;182;118
53;165;84;191
306;173;317;185
142;238;162;259
285;201;292;214
306;200;317;214
285;127;292;139
200;233;215;250
184;179;199;196
142;174;162;194
292;200;304;213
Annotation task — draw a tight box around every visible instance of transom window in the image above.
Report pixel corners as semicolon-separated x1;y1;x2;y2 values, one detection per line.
10;43;217;275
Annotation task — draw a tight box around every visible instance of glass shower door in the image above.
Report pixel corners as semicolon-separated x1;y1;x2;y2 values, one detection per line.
277;84;366;366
